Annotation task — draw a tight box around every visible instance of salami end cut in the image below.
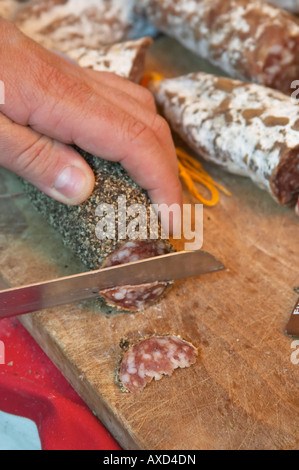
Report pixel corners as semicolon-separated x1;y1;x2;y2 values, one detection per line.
118;335;198;393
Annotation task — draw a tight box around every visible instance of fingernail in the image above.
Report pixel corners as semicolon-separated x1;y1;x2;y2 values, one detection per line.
54;166;87;201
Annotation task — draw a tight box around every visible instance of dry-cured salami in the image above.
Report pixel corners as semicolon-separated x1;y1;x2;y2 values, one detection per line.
23;152;174;312
14;0;157;52
118;335;198;393
65;37;153;84
149;72;299;208
266;0;299;13
140;0;299;94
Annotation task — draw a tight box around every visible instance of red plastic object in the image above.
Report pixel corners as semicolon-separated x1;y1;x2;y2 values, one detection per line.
0;317;121;450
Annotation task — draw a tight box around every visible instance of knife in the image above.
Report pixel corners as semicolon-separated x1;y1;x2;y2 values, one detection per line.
0;250;225;319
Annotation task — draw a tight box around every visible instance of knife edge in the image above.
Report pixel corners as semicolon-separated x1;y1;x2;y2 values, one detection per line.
0;250;226;318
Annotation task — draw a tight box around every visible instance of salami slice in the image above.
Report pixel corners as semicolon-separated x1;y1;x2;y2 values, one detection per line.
100;239;172;311
118;335;198;393
14;0;157;52
149;72;299;208
140;0;299;94
65;37;153;84
267;0;299;13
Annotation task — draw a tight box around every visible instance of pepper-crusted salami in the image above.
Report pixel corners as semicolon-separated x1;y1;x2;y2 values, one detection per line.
149;72;299;207
140;0;299;94
267;0;299;13
14;0;157;52
65;37;153;84
119;336;198;393
23;153;174;312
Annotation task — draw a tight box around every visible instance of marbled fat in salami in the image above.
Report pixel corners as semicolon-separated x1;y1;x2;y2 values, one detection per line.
150;72;299;208
119;336;198;393
140;0;299;94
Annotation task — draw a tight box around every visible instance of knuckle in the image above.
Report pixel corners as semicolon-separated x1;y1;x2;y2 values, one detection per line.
15;135;54;177
151;114;171;136
124;117;152;144
140;88;156;110
29;63;95;130
32;59;94;106
63;81;95;107
30;60;63;98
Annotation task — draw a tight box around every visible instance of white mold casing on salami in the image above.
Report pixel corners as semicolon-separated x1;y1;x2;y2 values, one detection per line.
151;72;299;207
140;0;299;94
65;37;153;84
266;0;299;13
119;335;198;393
14;0;157;52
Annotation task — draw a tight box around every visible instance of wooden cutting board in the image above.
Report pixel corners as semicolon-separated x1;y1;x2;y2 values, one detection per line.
0;36;298;450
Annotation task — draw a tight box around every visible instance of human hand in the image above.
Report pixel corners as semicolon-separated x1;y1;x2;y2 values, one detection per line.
0;19;182;217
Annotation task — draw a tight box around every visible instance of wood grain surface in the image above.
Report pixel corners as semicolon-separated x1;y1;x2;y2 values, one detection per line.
0;36;298;450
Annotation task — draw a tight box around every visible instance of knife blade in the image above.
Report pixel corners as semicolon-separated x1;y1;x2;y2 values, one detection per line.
0;250;225;319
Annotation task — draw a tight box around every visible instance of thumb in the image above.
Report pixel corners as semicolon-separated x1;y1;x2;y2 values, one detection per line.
0;112;95;205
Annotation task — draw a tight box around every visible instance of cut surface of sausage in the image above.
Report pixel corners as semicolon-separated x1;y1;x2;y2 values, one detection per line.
100;240;173;311
119;335;198;393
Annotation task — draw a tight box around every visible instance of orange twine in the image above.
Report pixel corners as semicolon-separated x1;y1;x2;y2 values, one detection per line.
176;148;231;207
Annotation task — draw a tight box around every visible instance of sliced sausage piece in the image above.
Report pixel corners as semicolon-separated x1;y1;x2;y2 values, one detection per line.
119;335;198;393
